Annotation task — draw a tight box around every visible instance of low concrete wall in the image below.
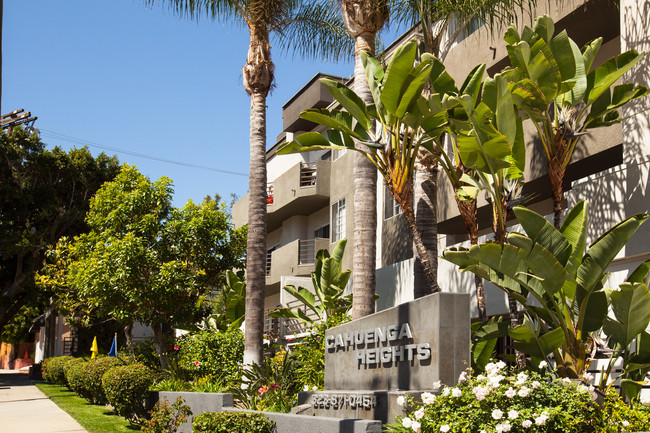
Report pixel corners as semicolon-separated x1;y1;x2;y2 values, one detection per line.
225;407;382;433
151;391;233;433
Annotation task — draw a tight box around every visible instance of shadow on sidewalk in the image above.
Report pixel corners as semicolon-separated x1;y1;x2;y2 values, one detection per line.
0;370;32;389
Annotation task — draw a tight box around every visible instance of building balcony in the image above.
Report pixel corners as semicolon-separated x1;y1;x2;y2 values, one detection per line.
266;237;330;287
233;160;331;232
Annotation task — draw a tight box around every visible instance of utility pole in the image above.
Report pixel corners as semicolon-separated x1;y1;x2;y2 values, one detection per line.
0;109;38;134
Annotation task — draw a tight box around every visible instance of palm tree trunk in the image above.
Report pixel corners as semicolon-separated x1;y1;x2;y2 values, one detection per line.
455;196;487;321
413;151;439;297
243;24;272;367
351;32;377;319
244;90;268;367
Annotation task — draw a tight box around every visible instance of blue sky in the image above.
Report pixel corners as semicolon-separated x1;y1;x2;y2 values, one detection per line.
4;0;391;207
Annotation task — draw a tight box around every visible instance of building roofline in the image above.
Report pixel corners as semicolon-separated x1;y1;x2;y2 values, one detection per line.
281;72;349;110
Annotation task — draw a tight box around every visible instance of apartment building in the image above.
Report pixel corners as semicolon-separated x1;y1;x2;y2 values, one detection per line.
232;0;650;335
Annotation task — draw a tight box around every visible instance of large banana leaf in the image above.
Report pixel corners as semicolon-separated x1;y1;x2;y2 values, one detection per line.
603;282;650;349
576;213;648;294
585;49;645;105
509;316;564;361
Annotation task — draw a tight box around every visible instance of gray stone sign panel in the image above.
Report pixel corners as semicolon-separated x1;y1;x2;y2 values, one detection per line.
324;292;469;391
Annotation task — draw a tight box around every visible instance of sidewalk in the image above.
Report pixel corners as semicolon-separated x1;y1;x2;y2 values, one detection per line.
0;369;87;432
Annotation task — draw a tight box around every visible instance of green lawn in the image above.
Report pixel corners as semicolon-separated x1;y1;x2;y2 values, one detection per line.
35;383;139;433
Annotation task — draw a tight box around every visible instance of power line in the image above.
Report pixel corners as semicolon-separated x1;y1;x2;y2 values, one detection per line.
38;128;249;177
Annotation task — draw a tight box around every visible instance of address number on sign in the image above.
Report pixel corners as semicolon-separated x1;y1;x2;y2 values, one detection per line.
311;394;377;410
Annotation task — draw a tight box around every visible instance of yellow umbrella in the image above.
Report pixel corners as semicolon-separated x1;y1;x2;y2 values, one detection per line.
90;337;98;359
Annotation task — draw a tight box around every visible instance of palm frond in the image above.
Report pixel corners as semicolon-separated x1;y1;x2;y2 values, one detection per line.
140;0;244;22
275;0;354;62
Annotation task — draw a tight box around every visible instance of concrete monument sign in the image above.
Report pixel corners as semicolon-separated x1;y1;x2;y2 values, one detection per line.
298;292;470;422
324;292;469;390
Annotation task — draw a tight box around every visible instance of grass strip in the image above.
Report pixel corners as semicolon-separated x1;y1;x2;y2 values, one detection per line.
35;383;138;433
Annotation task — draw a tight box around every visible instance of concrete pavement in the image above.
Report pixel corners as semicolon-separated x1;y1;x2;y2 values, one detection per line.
0;369;87;432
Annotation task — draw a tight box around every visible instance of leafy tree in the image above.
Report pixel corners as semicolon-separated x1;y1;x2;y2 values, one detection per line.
40;165;246;366
0;128;120;341
502;14;648;228
280;41;447;293
144;0;351;367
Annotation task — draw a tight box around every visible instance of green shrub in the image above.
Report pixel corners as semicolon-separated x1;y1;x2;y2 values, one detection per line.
176;330;243;384
102;364;154;422
192;412;274;433
82;357;125;404
65;360;91;399
141;396;191;433
132;338;162;370
42;356;74;385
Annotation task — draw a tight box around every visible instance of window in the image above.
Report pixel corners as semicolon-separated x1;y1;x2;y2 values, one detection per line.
332;148;347;161
384;184;402;219
314;224;330;239
332;198;346;242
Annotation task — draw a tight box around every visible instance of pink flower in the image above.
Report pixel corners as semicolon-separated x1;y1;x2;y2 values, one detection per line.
173;345;179;351
269;383;280;391
531;381;541;389
452;388;462;398
258;385;268;394
518;386;530;397
458;371;468;383
414;408;424;420
505;387;516;398
194;361;200;366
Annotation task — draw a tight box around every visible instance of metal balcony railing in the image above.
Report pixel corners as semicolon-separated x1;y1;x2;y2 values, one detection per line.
266;249;272;276
280;299;321;337
300;162;317;187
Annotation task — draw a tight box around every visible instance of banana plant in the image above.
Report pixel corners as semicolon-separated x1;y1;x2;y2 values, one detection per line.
205;270;247;332
278;40;448;293
269;239;352;325
503;14;648;228
443;200;649;380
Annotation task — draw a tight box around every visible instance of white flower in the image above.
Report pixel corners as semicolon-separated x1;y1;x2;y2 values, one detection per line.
531;381;541;389
622;420;629;427
458;371;468;383
502;421;512;432
439;425;450;433
495;424;504;433
505;387;516;398
489;375;505;388
485;362;497;375
496;361;507;370
411;420;421;432
472;386;490;401
508;410;518;419
640;394;650;406
422;392;436;405
538;360;548;369
442;387;451;396
518;386;530;397
588;385;595;393
562;377;572;384
492;409;504;420
303;385;310;391
402;417;413;428
535;415;548;426
480;430;487;433
452;388;462;398
517;372;528;383
522;420;532;428
312;386;318;391
432;380;442;391
397;396;406;406
414;408;424;420
583;372;594;382
477;374;486;381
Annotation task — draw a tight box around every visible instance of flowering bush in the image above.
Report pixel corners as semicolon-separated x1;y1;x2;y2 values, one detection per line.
387;361;650;433
176;329;243;385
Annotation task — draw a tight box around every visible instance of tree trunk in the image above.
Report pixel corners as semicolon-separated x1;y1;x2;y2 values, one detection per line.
413;151;439;297
549;159;565;230
351;32;377;319
151;322;167;369
402;204;439;294
455;196;487;321
123;322;133;350
243;23;272;368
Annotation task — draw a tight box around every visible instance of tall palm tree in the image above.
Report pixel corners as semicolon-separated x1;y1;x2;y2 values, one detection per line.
340;0;389;320
144;0;350;366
